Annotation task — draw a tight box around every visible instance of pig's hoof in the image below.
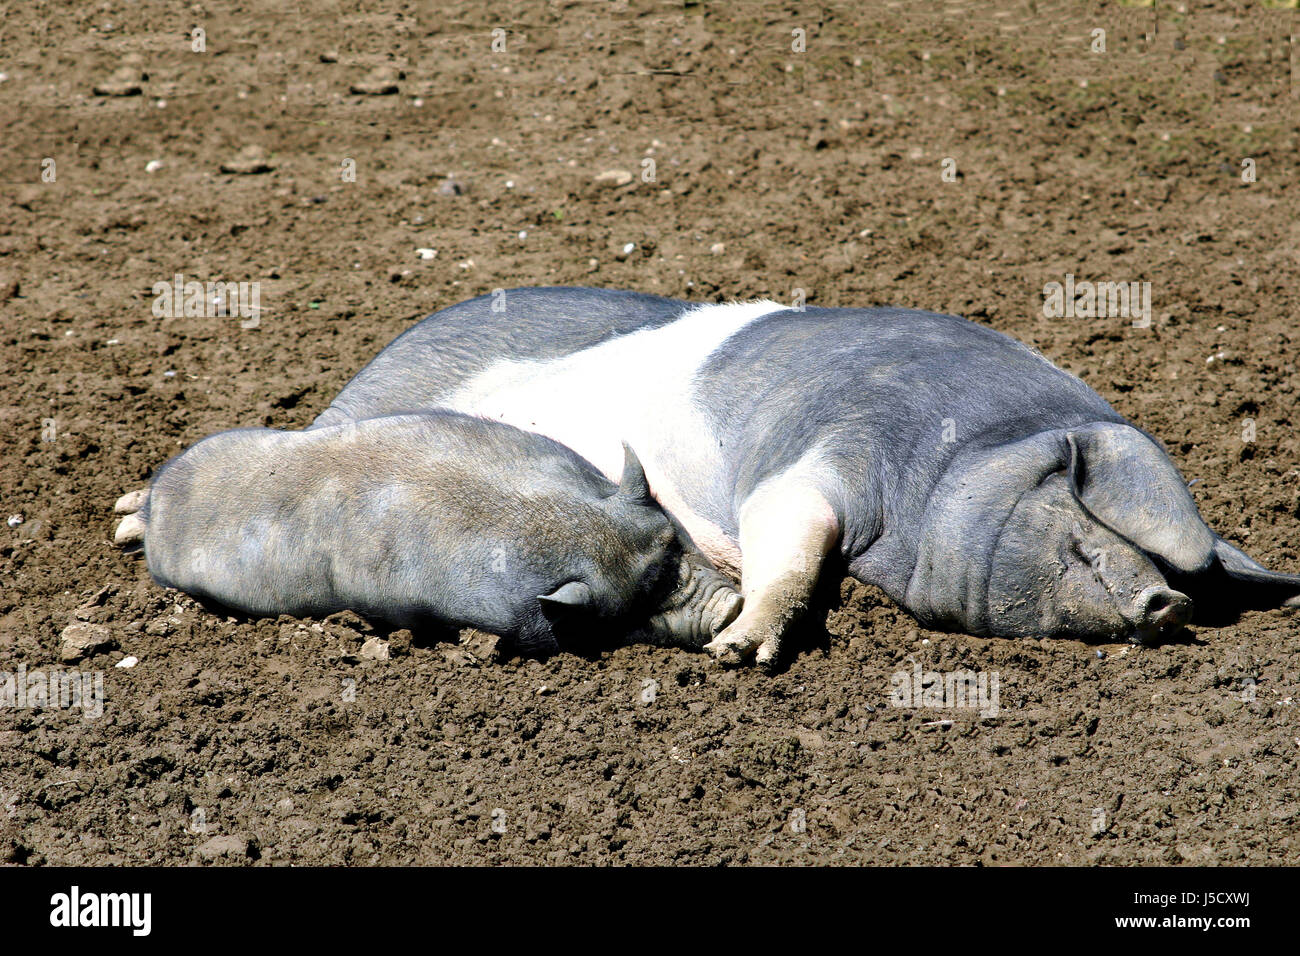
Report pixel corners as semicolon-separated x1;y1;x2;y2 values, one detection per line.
754;637;782;672
704;634;750;667
113;512;146;546
114;488;149;514
704;619;779;670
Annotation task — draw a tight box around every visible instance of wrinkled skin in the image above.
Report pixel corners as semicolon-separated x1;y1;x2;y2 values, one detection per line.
903;423;1294;645
114;412;740;653
636;548;745;647
986;476;1189;644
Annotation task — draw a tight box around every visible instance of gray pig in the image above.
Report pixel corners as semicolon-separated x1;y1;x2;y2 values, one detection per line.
311;287;1300;667
113;410;741;651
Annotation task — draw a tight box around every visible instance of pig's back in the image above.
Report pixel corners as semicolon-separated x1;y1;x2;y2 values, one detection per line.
692;305;1122;497
316;287;686;427
142;412;612;619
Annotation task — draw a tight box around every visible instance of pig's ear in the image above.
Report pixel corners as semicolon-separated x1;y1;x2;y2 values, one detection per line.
615;442;653;504
1065;423;1215;574
1211;537;1300;606
538;581;593;609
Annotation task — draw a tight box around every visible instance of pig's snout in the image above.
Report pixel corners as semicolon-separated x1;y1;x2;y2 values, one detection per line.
700;584;743;635
645;557;742;647
1129;585;1192;645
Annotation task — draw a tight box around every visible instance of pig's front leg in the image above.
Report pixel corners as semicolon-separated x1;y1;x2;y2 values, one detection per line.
704;479;839;669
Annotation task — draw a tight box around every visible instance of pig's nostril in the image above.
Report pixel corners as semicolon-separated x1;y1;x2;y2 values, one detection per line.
1133;585;1192;642
1145;590;1173;617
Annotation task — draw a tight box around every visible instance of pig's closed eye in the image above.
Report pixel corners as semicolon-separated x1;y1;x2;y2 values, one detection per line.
1071;540;1106;577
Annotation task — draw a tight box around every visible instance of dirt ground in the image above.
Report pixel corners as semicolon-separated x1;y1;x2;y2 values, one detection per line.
2;0;1299;866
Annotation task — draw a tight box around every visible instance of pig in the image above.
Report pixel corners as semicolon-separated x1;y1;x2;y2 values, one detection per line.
309;287;1300;667
112;410;742;652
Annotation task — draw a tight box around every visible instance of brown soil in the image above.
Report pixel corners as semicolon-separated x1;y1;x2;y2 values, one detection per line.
3;2;1299;866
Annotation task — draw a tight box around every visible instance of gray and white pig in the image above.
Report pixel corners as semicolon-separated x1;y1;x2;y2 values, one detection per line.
311;287;1300;667
113;410;741;651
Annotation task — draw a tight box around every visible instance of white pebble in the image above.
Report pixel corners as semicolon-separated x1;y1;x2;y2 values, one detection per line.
415;247;437;260
518;230;527;240
622;242;635;254
116;656;139;669
145;159;163;173
6;514;22;528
